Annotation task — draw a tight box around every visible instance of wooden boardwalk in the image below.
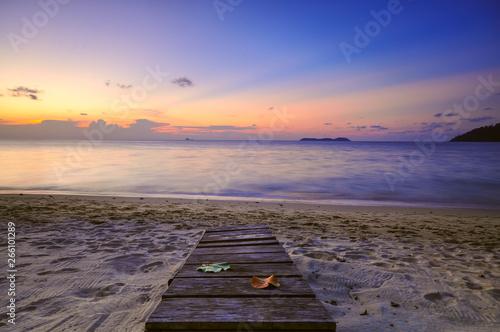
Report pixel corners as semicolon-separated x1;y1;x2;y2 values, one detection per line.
146;224;336;331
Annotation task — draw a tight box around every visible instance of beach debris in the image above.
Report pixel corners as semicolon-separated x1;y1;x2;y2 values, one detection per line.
390;301;400;307
196;262;231;273
251;275;280;288
360;309;368;316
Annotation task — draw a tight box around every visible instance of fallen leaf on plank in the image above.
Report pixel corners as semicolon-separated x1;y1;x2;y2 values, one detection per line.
196;262;231;273
251;275;280;288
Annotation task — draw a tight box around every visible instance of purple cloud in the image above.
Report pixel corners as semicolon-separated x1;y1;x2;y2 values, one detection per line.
172;77;194;88
9;86;41;100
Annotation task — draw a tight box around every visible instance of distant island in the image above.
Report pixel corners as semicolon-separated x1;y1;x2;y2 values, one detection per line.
300;137;351;142
450;123;500;142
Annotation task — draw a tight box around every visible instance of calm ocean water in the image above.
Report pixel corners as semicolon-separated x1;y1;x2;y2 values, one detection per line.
1;140;499;210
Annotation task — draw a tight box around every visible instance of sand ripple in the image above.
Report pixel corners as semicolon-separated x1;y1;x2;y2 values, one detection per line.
0;195;498;331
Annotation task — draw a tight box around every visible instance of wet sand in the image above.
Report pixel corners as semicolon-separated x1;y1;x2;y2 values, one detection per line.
0;194;499;331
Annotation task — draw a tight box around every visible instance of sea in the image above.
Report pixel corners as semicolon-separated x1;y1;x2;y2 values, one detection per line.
1;139;499;210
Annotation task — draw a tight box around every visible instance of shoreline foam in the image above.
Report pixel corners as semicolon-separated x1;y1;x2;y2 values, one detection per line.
2;190;500;212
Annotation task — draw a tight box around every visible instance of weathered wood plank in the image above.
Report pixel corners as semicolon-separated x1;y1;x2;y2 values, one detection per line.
205;224;269;233
202;232;274;242
175;263;302;278
197;239;280;248
203;228;274;238
185;252;292;265
147;330;330;332
192;245;286;255
146;224;336;331
164;277;314;298
200;233;276;243
147;330;331;332
146;298;335;331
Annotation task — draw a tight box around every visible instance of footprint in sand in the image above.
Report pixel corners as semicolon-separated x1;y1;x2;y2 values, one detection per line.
17;305;38;314
21;298;60;316
36;267;79;276
100;240;125;249
50;256;84;265
487;289;500;301
74;287;100;298
76;282;127;299
302;251;346;262
343;251;368;260
462;276;484;290
105;253;146;274
140;261;164;273
96;283;126;297
46;245;64;249
371;261;393;269
465;281;483;290
163;245;179;251
136;292;151;304
424;292;457;306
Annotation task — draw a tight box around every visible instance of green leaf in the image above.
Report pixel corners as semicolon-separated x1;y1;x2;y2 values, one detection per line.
196;262;231;273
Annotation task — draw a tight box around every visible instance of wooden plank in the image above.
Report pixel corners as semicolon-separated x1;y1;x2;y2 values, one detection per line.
164;277;314;298
146;224;336;331
175;263;303;278
200;233;276;243
146;298;335;331
192;245;286;255
204;228;272;236
205;224;269;233
185;252;292;265
197;239;280;248
203;228;273;238
201;231;274;241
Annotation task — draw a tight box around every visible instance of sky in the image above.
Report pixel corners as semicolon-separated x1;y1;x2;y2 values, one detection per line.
1;0;500;141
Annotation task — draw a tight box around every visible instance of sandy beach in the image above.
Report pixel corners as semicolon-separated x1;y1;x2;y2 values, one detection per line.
1;194;499;332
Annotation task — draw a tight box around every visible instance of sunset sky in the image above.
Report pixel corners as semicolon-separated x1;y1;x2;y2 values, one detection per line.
1;0;499;140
